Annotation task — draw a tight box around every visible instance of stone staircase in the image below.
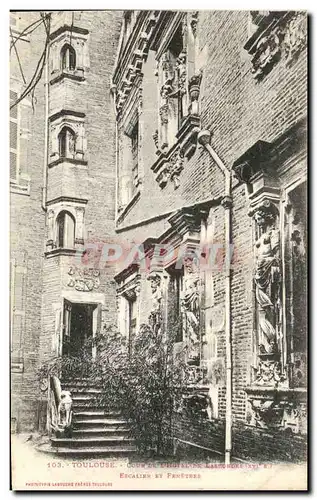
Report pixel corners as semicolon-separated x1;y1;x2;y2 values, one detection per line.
45;379;137;458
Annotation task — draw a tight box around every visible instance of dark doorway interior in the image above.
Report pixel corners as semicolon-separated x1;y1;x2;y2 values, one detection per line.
62;302;93;356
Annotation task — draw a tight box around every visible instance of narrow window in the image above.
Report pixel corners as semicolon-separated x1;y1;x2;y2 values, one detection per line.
169;24;185;128
56;211;75;248
10;90;18;180
127;294;137;355
285;182;307;387
61;44;76;71
168;266;184;342
131;120;139;194
58;126;76;159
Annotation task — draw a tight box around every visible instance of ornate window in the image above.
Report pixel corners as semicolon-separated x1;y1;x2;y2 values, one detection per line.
60;43;76;71
127;294;138;355
58;126;76;159
49;25;89;84
117;100;142;215
233;129;307;433
157;23;186;152
167;265;184;342
151;12;203;189
56;211;75;249
46;200;86;253
115;270;141;348
49;110;86;166
284;181;307;388
130;120;139;196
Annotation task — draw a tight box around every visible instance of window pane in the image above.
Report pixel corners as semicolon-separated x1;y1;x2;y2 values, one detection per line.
64;212;75;248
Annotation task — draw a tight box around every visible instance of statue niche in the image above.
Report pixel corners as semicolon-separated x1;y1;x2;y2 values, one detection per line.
182;254;201;366
147;272;163;334
252;199;285;386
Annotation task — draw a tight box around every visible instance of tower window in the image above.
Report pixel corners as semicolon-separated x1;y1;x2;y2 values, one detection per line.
56;211;75;249
61;44;76;71
58;126;76;159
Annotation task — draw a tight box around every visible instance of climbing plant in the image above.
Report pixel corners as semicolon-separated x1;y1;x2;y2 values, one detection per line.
37;322;190;457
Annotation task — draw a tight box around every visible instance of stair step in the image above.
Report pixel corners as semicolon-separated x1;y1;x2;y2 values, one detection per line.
49;445;137;456
51;436;134;447
74;419;127;426
64;387;102;393
37;442;136;457
74;411;121;417
72;428;130;436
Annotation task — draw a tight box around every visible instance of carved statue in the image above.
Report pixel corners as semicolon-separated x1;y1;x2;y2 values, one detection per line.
253;202;280;355
68;130;76;158
182;255;200;363
147;272;163;334
188;71;202;116
160;76;176;99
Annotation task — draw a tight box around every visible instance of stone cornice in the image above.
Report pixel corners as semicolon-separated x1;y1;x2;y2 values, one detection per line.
49;109;86;123
232;117;307;185
50;24;89;42
112;11;159;117
46;196;88;206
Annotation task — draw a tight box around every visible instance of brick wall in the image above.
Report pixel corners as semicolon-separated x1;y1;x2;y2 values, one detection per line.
172;413;307;463
10;12;47;431
114;10;307;460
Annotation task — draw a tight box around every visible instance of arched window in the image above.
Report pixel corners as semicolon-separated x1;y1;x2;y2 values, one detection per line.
61;44;76;71
56;211;75;248
58;126;76;159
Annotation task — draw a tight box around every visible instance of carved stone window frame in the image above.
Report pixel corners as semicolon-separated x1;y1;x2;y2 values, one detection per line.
117;75;143;220
116;269;141;347
45;197;87;254
152;12;203;190
48;109;87;167
49;25;89;84
281;177;307;390
233;132;307;434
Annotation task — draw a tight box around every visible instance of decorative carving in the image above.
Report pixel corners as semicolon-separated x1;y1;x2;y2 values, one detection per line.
188;71;202;116
156;168;170;189
67;266;100;291
160;75;176;99
147;272;163;334
182;254;200;365
245;12;307;81
190;11;199;36
250;398;284;429
175;50;187;97
113;12;159;116
159;103;169;126
251;199;285;385
283;12;307;64
251;27;283;80
169;151;184;189
246;392;306;434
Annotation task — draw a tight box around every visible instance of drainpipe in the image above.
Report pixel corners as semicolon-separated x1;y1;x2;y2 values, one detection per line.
110;83;119;221
197;130;232;465
42;30;49;211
